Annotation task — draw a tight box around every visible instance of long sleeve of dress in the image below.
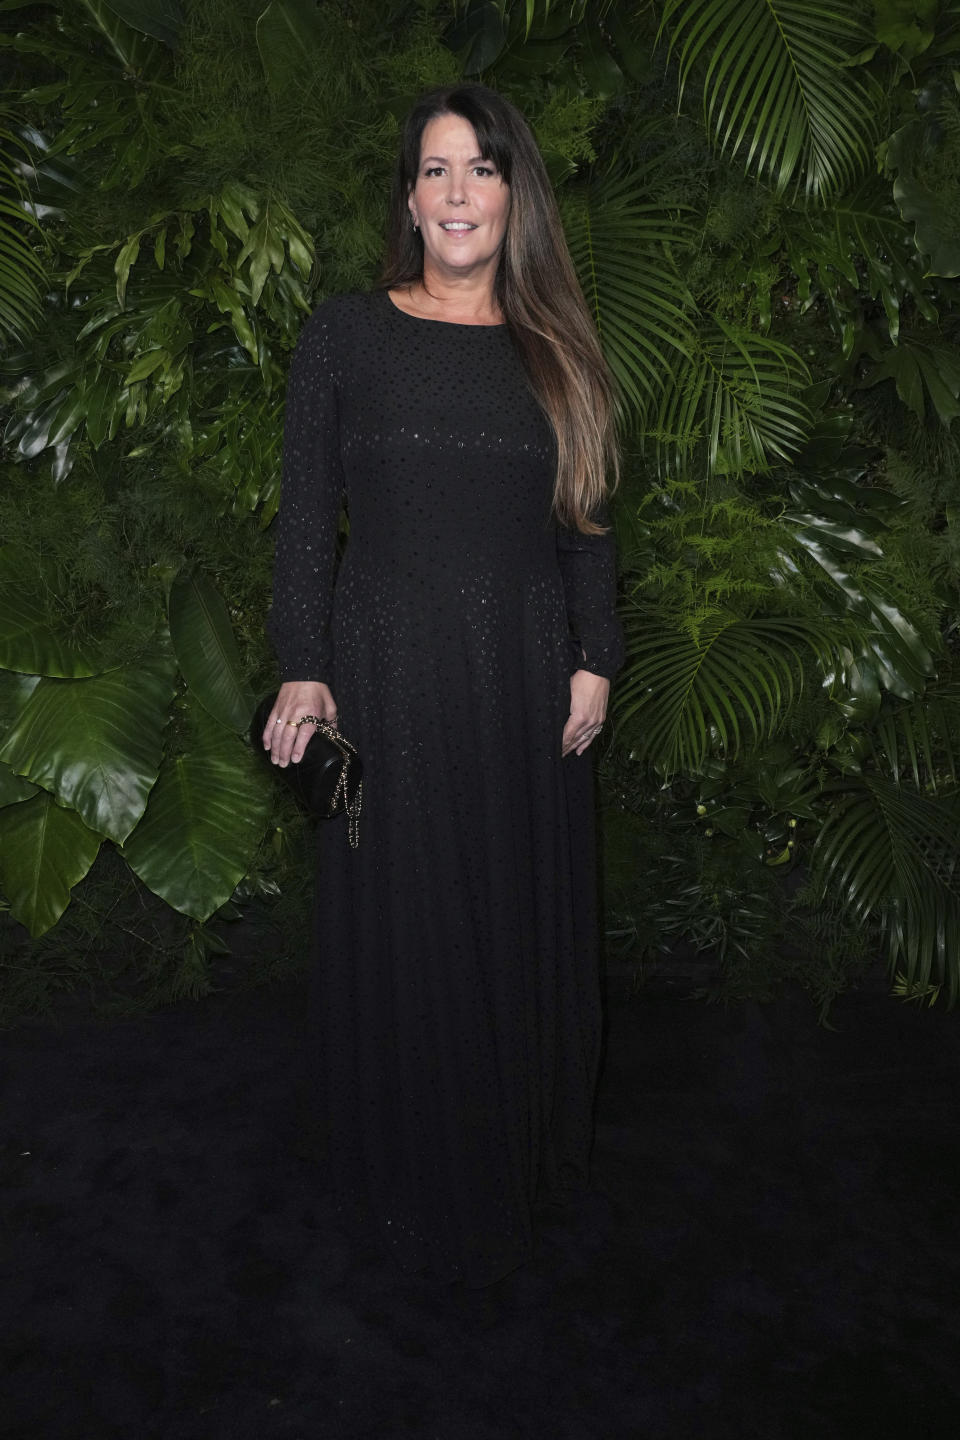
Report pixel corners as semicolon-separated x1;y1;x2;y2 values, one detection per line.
556;503;624;679
266;303;345;683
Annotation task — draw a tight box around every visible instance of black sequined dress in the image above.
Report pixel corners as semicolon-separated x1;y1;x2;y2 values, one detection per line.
269;290;623;1284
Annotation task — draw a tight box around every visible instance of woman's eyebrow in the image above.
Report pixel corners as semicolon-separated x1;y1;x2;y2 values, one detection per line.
421;154;490;165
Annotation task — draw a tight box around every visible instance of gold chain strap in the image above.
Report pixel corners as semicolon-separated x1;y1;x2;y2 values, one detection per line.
300;716;363;848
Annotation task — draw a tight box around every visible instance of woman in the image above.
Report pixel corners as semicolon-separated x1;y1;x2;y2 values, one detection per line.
264;83;623;1285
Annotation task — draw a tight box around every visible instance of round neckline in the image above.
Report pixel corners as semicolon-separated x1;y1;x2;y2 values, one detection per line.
382;289;507;330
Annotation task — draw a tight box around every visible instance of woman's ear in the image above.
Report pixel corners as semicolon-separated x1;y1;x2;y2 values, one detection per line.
407;189;419;229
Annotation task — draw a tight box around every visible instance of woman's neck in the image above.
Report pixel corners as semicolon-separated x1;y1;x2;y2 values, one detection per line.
393;272;502;327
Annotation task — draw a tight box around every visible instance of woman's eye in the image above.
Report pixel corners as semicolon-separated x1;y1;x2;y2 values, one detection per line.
421;165;496;178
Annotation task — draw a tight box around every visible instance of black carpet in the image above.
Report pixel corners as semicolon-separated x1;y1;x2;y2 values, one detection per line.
2;973;959;1440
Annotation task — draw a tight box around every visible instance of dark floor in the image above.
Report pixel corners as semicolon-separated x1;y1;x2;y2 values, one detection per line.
1;971;959;1440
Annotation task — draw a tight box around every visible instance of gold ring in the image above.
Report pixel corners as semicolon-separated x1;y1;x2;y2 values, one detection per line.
285;720;299;728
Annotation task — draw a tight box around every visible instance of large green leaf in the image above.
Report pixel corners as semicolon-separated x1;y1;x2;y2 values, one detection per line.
452;0;581;28
0;656;176;843
659;0;878;198
255;0;327;92
885;110;960;277
873;0;938;58
561;165;697;422
122;705;271;921
77;0;170;65
579;13;626;97
169;570;254;733
451;0;582;36
0;790;101;936
779;505;934;701
0;585;104;678
614;610;834;774
0;670;40;731
88;1;183;48
894;175;960;278
0;758;37;805
448;1;511;72
775;466;935;706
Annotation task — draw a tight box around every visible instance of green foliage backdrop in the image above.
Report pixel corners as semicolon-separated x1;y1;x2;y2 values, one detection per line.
2;0;959;1015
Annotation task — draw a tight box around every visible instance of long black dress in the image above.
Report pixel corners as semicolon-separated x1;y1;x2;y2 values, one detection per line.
269;289;623;1284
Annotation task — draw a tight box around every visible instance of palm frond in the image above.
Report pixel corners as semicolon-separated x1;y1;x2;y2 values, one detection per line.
614;610;836;774
560;165;697;423
814;776;960;1003
869;685;960;792
659;0;878;199
0;124;45;343
654;317;812;476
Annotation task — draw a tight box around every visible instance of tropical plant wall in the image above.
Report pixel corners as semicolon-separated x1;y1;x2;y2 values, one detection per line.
1;0;959;1015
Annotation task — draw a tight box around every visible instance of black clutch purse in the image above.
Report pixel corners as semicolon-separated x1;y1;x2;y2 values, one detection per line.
251;694;363;847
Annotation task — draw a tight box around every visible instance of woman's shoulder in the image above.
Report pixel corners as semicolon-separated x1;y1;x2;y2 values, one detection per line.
297;289;384;348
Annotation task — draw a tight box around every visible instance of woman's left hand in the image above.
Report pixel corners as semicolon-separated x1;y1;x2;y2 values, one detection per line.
562;669;610;757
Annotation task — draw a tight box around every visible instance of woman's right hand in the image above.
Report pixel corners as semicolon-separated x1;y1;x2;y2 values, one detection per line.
262;681;338;767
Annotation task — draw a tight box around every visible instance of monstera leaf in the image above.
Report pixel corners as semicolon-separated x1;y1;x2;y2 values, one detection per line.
893;173;960;278
885;106;960;279
785;177;938;352
659;0;878;198
863;338;960;426
0;790;102;936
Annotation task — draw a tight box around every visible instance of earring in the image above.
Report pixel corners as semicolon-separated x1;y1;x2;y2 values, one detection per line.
411;217;420;232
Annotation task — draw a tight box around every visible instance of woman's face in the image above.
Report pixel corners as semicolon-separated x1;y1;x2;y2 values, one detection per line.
408;113;511;285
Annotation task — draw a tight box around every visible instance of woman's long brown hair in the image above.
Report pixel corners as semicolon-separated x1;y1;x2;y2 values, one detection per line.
380;84;619;535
